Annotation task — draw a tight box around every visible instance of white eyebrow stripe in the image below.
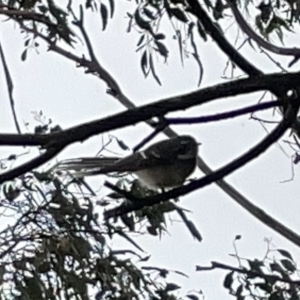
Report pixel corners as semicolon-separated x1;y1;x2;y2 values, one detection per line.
140;151;147;159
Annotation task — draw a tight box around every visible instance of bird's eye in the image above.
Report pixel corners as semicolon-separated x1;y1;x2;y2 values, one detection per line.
178;144;189;155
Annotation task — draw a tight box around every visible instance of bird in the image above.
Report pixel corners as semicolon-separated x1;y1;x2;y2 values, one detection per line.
54;135;199;190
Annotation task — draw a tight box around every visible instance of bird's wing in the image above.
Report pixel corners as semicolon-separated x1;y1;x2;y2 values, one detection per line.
143;137;184;165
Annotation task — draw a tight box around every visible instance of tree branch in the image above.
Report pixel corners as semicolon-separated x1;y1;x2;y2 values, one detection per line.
166;100;282;124
186;0;262;76
0;147;62;184
0;73;298;148
0;42;21;133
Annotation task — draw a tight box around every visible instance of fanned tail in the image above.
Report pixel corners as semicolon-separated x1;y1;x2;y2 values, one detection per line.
52;157;120;176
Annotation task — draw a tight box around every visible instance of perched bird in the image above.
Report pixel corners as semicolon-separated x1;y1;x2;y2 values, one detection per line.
54;135;199;190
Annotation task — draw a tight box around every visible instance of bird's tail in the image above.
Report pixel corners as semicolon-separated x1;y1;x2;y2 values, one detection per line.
51;157;120;177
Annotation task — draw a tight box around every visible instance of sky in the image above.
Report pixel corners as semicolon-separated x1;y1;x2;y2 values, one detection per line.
0;1;300;299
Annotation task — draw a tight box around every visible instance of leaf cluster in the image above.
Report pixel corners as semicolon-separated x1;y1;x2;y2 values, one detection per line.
0;172;196;299
223;247;300;300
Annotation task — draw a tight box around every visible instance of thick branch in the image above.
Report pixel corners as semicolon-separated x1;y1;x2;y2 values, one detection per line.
0;73;299;148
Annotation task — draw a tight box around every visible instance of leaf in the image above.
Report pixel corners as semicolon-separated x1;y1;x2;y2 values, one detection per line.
281;259;296;273
223;271;234;289
169;8;189;22
137;34;145;47
147;225;158;236
269;292;281;300
255;283;272;293
274;16;291;31
236;284;243;297
3;184;20;201
37;4;48;13
149;54;161;85
115;229;144;252
176;30;183;65
247;38;256;50
100;3;108;31
154;33;165;40
139;255;151;262
115;137;129;150
270;262;283;274
24;39;30;47
154;40;168;59
121;213;135;231
235;235;242;240
197;20;207;41
275;28;284;45
173;270;189;278
143;7;155;20
106;192;124;199
186;295;199;300
7;154;16;161
165;283;180;292
21;49;27;61
141;50;148;77
186;220;202;242
257;2;272;23
247;259;264;274
108;0;115;18
134;9;151;31
190;34;203;86
277;249;294;261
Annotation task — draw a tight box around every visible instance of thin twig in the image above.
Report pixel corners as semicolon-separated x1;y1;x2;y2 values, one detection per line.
166;100;282;124
0;42;21;133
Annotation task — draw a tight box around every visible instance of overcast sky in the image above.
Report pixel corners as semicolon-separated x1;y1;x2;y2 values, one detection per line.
0;1;300;299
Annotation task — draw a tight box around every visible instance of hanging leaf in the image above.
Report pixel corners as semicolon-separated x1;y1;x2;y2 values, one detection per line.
277;249;294;261
21;49;27;61
186;295;199;300
141;50;148;77
149;54;161;85
24;39;30;47
134;9;152;31
281;259;296;273
137;34;145;47
154;33;165;40
176;30;183;65
108;0;115;18
186;220;202;241
165;283;180;292
100;3;108;31
168;8;189;23
223;271;234;289
143;7;155;20
115;137;129;150
197;20;207;41
154;40;169;60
